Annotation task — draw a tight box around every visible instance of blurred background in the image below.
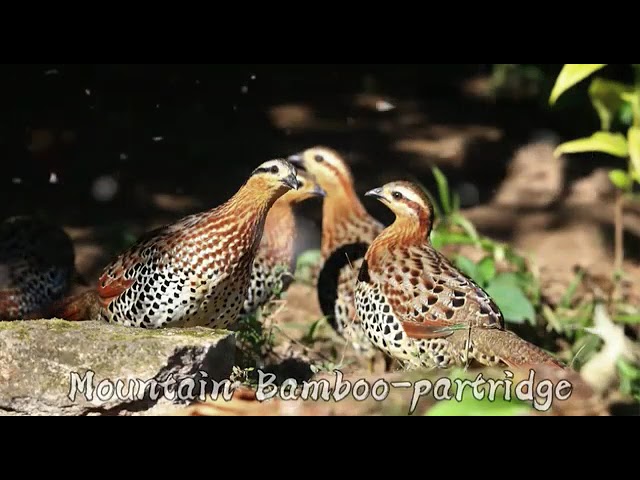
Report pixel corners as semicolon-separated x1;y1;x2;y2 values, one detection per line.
1;64;638;288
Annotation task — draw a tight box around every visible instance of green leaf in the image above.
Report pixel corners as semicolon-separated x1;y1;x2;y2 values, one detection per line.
477;256;497;285
621;91;640;127
619;102;635;127
432;167;452;216
296;249;322;269
549;64;607;105
617;359;640;402
609;169;633;191
486;274;536;325
450;213;481;244
427;389;532;417
455;256;479;282
589;78;635;131
615;315;640;325
554;132;629;159
560;269;585;309
629;127;640;178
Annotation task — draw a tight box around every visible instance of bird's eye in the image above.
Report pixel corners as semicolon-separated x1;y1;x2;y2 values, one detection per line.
298;181;305;188
314;155;325;163
270;166;279;174
392;191;403;200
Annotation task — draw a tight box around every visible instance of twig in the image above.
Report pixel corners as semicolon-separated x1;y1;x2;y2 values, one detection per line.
613;191;626;302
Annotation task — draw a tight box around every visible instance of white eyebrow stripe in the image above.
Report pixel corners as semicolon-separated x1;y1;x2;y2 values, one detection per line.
397;187;422;205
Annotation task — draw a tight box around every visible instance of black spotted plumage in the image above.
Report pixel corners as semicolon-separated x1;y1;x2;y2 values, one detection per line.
355;181;565;371
0;216;76;321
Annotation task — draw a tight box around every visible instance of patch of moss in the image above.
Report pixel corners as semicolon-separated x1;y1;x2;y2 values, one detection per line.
103;326;233;343
44;319;83;332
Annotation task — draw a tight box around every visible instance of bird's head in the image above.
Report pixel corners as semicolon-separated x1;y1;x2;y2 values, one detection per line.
288;146;355;196
281;170;326;205
365;181;436;238
247;159;301;201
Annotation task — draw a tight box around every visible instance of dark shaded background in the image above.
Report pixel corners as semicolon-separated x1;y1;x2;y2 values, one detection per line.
1;64;630;248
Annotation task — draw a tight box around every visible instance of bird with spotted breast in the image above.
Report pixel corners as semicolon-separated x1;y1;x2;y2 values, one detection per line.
355;181;566;371
288;147;386;362
1;216;79;321
239;170;326;319
48;159;300;330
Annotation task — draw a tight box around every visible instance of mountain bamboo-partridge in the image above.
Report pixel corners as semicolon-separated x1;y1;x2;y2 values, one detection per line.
240;170;325;318
288;147;385;356
49;159;301;329
0;216;77;321
355;181;565;371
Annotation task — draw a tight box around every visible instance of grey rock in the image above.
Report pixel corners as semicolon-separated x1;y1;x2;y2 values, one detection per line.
0;320;236;416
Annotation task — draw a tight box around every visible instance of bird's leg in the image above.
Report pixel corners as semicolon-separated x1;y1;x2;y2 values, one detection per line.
383;354;395;373
368;356;376;374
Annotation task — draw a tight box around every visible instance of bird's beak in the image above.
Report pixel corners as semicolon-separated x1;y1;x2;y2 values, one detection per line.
312;184;327;198
365;187;386;202
288;154;304;168
282;173;301;191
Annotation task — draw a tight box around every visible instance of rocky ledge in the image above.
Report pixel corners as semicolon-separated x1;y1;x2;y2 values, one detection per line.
0;320;236;416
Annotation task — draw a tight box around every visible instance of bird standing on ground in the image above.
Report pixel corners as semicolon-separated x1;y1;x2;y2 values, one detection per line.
355;181;565;371
288;147;385;358
49;159;300;330
0;216;77;321
240;170;326;318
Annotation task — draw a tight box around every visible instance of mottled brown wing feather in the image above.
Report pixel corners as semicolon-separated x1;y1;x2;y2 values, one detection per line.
97;271;135;305
400;320;458;340
381;244;505;338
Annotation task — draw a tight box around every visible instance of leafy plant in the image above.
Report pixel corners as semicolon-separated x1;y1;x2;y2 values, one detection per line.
235;312;275;370
456;256;536;326
549;64;640;284
426;369;533;417
429;166;480;245
617;359;640;402
425;167;539;326
295;249;323;285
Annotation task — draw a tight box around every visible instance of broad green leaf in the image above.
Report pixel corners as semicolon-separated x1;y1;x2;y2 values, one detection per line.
549;64;607;105
486;275;536;325
455;256;479;282
296;249;322;268
477;256;497;285
629;127;640;178
589;78;634;131
554;132;629;159
427;390;532;417
609;169;633;191
490;272;521;286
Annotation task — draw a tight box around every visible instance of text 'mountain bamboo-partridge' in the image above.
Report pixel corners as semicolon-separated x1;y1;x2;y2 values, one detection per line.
0;216;77;321
288;146;385;356
49;159;301;330
240;170;326;318
355;181;566;371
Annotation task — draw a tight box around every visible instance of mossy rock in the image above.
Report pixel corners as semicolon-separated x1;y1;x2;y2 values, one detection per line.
0;320;236;416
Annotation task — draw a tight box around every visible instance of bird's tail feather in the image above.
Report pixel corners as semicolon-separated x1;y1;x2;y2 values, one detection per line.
46;290;103;322
454;329;567;370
